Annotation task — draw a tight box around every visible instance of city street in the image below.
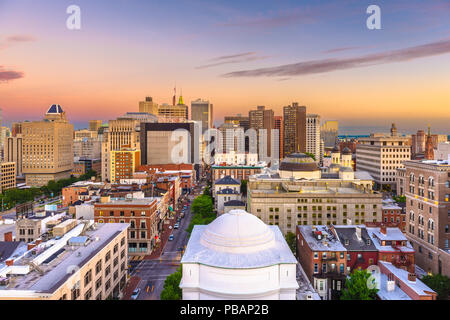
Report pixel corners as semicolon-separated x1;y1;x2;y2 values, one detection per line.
125;180;206;300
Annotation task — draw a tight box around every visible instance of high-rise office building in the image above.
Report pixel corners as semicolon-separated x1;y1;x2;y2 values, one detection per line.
110;147;141;183
157;96;189;123
224;114;250;132
249;106;275;158
11;122;22;137
140;122;196;165
5;135;23;176
89;120;102;132
274;116;283;160
356;127;411;191
321;120;339;149
283;103;306;157
191;99;213;133
218;122;245;153
0;162;16;191
101;112;157;182
306;114;321;162
22;105;74;187
139;96;159;115
102;119;140;182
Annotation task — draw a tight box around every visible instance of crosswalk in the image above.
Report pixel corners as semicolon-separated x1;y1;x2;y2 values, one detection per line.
129;256;145;262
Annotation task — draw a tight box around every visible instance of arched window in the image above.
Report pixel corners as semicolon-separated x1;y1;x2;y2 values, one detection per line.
428;177;434;187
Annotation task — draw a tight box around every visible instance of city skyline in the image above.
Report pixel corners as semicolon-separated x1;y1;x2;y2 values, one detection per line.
1;0;450;132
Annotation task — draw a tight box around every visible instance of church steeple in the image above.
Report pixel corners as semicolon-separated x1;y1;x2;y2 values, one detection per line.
424;124;434;160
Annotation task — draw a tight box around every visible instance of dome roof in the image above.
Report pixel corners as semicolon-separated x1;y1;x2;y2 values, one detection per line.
46;104;63;114
279;153;319;172
287;153;311;160
342;147;352;155
332;145;340;153
200;209;275;253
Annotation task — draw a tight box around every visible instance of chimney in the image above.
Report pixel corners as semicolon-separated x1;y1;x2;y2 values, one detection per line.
380;225;387;235
408;273;416;283
27;243;37;251
6;259;14;266
387;280;395;292
356;226;362;240
4;232;13;242
35;239;42;245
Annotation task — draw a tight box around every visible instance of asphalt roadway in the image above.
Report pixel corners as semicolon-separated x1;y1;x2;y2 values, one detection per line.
128;183;204;300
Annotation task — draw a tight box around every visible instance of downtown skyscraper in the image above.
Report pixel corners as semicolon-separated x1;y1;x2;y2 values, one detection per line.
283;103;306;157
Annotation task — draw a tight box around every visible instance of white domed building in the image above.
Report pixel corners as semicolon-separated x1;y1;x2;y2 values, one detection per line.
180;209;299;300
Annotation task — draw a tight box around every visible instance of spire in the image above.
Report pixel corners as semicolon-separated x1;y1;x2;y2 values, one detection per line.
427;124;431;136
178;88;184;105
172;84;176;106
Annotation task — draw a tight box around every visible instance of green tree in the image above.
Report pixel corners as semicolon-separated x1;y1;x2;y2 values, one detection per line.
191;195;213;218
340;269;379;300
160;267;182;300
241;180;248;197
305;152;316;161
203;185;211;197
393;195;406;203
186;194;216;234
421;274;450;300
285;232;296;255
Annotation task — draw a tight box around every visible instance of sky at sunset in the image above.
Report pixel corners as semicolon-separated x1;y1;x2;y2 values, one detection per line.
1;0;449;133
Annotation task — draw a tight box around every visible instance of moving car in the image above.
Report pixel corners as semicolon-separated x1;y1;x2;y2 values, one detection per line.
169;234;174;241
131;288;141;300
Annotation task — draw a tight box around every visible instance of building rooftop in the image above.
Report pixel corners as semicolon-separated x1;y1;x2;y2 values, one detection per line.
366;227;414;253
0;242;26;264
224;200;246;207
0;223;128;294
95;198;158;206
297;225;347;252
215;176;240;185
379;261;436;297
377;272;412;300
46;104;64;114
182;210;297;269
333;226;378;251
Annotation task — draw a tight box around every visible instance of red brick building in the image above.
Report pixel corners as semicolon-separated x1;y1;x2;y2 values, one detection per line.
333;225;379;271
381;199;406;232
94;197;159;257
367;226;415;273
212;164;264;182
62;186;88;207
378;261;436;300
297;225;348;300
138;163;195;193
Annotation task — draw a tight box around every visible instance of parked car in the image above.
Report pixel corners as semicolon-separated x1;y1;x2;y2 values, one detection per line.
131;288;141;300
174;223;179;229
169;234;174;241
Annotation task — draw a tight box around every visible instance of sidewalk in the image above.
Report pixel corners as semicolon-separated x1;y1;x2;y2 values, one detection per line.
145;213;180;260
121;275;141;300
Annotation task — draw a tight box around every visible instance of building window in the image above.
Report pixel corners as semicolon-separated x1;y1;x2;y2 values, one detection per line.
105;251;111;262
95;261;102;275
84;270;92;286
95;278;102;291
